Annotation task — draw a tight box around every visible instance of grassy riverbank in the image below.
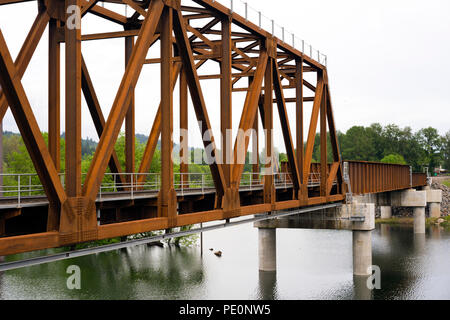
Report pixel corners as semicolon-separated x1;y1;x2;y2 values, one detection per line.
376;216;450;229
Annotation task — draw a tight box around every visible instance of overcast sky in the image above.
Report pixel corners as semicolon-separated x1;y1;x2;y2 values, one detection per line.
0;0;448;150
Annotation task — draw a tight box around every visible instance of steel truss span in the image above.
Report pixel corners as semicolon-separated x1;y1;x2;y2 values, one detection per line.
0;0;424;257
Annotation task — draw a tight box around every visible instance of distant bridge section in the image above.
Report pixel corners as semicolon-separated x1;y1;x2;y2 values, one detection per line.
346;161;427;195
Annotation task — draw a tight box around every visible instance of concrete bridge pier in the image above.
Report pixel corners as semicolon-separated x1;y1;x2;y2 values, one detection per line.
353;275;374;300
375;192;392;219
379;206;392;219
255;201;376;277
413;207;426;234
392;189;427;234
353;230;372;276
424;186;442;218
344;201;376;276
258;228;277;272
258;270;277;300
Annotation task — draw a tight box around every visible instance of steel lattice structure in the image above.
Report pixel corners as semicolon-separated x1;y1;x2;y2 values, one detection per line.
0;0;357;255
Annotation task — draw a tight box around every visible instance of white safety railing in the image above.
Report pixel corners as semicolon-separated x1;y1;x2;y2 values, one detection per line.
240;172;263;191
272;171;329;188
0;169;335;207
174;173;215;196
213;0;327;65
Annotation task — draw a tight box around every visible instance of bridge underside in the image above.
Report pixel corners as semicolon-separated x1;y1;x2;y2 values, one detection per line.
0;0;426;256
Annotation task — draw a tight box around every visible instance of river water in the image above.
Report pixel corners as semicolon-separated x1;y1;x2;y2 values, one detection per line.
0;222;449;300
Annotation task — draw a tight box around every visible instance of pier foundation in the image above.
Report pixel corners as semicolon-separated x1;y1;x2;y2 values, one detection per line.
413;207;426;234
380;206;392;219
425;188;442;218
258;228;276;272
353;230;372;276
392;189;427;234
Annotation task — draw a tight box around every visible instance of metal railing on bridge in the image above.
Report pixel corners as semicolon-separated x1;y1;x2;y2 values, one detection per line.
207;0;327;65
96;0;327;65
0;171;326;207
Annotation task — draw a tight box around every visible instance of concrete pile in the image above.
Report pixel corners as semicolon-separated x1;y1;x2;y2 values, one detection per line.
431;181;449;216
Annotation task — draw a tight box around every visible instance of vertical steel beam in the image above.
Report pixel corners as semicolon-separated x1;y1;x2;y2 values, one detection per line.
295;58;304;196
65;0;82;197
48;18;61;172
158;6;177;222
252;106;259;184
263;58;274;204
221;17;232;187
125;36;135;178
248;76;259;185
0;121;2;197
180;67;189;188
320;84;327;196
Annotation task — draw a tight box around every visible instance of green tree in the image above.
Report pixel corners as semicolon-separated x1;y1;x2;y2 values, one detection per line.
340;126;377;161
381;153;407;165
417;127;443;171
442;131;450;170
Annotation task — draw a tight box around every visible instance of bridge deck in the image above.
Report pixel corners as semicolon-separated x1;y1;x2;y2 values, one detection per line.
0;184;296;210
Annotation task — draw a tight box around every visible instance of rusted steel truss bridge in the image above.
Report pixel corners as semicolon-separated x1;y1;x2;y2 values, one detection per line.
0;0;427;257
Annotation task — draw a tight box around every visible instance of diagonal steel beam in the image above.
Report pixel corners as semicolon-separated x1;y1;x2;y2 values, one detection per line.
0;9;50;121
82;0;164;202
231;50;268;187
0;29;66;207
173;8;226;196
273;59;301;193
137;61;182;185
323;73;344;194
303;73;324;189
81;0;99;16
89;4;128;25
81;55;125;183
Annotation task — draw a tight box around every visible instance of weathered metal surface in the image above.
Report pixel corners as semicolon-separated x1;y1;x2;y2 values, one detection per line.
347;161;426;195
4;0;429;257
